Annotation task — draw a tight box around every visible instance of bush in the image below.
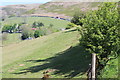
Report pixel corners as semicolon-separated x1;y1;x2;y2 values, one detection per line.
49;24;54;28
34;30;40;38
21;33;29;40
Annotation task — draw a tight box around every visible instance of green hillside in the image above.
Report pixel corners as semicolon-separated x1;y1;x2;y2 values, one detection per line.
39;2;101;16
3;17;69;29
2;2;119;79
1;2;101;19
3;28;91;78
2;23;119;79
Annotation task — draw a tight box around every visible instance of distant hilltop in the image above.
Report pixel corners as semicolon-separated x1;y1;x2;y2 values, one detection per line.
1;1;102;19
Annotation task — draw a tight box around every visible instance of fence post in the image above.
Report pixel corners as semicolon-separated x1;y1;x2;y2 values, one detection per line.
92;53;96;80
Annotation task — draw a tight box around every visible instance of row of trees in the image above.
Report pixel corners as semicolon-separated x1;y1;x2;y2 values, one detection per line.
2;23;25;33
2;24;19;33
71;2;120;77
21;24;59;40
2;22;58;40
2;19;78;40
2;22;45;33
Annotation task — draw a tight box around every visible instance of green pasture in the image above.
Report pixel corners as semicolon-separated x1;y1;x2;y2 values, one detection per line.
2;33;21;46
3;29;91;78
2;17;69;29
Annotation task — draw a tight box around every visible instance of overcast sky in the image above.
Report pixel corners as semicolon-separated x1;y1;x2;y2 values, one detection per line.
0;0;52;6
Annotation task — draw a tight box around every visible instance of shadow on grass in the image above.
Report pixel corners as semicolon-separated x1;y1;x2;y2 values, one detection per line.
13;45;91;78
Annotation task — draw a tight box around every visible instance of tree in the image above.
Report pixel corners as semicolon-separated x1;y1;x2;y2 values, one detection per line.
21;26;33;40
32;22;44;28
71;12;85;26
32;22;37;28
80;2;120;70
2;25;10;32
2;24;16;33
38;22;44;27
34;30;40;38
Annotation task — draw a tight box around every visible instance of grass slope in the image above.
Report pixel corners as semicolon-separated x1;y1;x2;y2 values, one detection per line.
3;33;21;46
3;28;91;78
3;17;69;29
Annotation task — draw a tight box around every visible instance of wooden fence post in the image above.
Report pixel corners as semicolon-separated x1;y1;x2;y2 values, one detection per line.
92;53;96;80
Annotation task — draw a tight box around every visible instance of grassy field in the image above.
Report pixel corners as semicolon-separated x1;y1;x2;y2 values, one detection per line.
2;17;70;46
2;28;119;78
3;28;91;78
2;17;69;29
2;16;118;78
2;33;21;46
2;2;119;79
